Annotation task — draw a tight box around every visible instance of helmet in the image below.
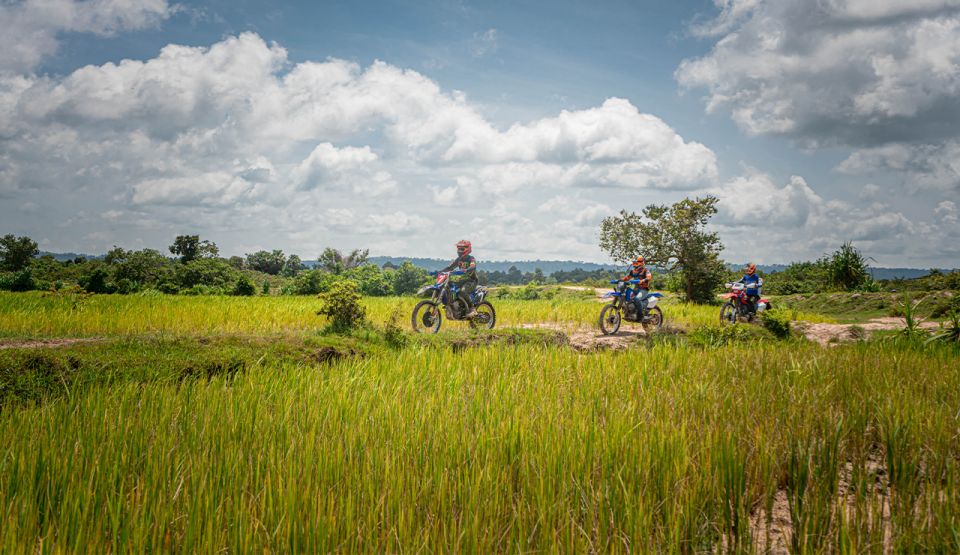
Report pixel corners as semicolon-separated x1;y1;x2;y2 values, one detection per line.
456;239;472;256
745;263;757;275
632;256;645;268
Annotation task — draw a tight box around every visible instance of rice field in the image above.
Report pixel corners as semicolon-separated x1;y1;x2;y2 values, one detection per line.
0;291;956;552
0;291;833;338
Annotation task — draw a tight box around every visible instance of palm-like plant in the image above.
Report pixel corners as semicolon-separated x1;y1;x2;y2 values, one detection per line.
927;310;960;345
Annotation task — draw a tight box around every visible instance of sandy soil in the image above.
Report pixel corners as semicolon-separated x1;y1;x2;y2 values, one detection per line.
795;317;941;347
519;322;653;351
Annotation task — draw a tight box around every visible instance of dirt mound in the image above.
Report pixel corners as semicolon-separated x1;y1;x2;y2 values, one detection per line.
795;317;941;346
0;337;102;350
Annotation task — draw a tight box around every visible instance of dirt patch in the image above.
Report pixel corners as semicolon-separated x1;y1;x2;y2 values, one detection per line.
314;346;362;365
519;323;653;351
795;317;941;347
0;337;103;350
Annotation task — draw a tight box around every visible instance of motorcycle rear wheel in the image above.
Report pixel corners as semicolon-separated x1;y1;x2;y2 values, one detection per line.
643;306;664;331
412;300;442;334
599;304;621;335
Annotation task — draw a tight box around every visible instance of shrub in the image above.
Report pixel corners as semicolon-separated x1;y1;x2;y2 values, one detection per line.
0;269;37;292
384;303;408;348
294;270;339;295
232;276;256;296
79;267;113;294
317;280;366;333
261;281;271;295
761;309;792;339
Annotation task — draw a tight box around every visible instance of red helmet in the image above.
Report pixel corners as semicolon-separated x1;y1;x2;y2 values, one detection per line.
632;256;645;268
456;239;472;256
745;263;757;275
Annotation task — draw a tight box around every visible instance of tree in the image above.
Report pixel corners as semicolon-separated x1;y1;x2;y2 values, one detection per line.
828;242;873;291
599;196;726;303
228;256;245;270
319;248;369;274
246;250;286;275
281;254;305;277
169;235;219;262
0;234;39;272
391;261;430;295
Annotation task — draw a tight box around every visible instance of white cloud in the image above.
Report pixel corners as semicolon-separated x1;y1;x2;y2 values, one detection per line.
677;0;960;145
838;141;960;192
367;211;431;235
0;0;176;72
469;28;498;58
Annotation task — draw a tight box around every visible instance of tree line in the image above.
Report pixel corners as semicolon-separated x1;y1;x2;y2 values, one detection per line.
2;196;955;300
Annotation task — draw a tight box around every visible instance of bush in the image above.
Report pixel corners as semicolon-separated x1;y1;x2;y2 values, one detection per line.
79;267;113;294
317;280;366;333
294;270;340;295
345;264;393;296
0;269;37;292
232;276;256;296
391;261;430;295
760;309;792;339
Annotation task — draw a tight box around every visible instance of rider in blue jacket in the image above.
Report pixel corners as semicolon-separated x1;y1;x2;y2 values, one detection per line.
623;256;652;317
735;263;762;312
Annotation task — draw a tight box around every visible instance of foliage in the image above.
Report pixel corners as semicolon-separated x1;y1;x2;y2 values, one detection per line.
245;249;286;275
391;261;430;295
232;276;256;296
316;280;367;332
0;269;37;292
281;254;305;277
927;310;960;344
345;264;394;296
383;303;408;348
0;234;39;272
79;265;114;294
760;309;792;339
763;260;832;295
174;258;238;290
319;247;369;274
599;196;725;303
169;235;219;262
890;293;929;341
292;270;338;295
827;242;874;291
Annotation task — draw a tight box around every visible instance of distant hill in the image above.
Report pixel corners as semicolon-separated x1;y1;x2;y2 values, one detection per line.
726;263;934;281
39;251;104;262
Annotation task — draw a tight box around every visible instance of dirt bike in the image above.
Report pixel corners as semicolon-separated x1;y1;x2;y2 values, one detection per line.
411;270;495;333
719;280;772;325
599;279;664;335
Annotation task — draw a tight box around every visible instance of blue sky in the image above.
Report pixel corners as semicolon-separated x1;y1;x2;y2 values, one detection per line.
2;0;958;266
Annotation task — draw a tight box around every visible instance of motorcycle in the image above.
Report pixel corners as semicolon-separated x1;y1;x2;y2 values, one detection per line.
411;270;495;333
599;279;664;335
719;280;772;325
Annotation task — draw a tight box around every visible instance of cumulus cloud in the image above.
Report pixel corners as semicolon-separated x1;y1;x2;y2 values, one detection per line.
838;141;960;192
0;32;724;258
0;0;176;72
710;171;920;261
677;0;960;146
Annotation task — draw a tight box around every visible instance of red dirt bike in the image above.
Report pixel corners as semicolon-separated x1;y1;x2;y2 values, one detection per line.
720;281;772;325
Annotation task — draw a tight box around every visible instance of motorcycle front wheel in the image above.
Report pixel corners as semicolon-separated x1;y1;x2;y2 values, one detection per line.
412;300;442;334
719;302;738;326
599;304;622;335
468;301;496;330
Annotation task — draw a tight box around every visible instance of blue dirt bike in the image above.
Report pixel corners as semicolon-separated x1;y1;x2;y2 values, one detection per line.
599;279;664;335
411;270;495;333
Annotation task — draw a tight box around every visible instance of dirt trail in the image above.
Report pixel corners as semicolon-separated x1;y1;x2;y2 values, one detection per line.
795;317;941;347
0;337;103;350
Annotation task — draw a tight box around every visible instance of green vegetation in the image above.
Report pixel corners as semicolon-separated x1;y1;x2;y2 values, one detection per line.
600;196;726;303
0;286;957;551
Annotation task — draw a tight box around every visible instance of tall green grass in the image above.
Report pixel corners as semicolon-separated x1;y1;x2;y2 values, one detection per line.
0;292;833;338
1;340;957;552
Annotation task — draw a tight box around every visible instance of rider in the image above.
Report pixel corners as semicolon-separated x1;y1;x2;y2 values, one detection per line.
736;263;762;313
623;256;652;318
440;239;478;317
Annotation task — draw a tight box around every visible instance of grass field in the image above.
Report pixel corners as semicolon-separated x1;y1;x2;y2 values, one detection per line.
0;291;957;552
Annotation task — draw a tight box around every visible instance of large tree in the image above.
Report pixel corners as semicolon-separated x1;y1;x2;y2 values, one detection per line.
319;248;369;275
169;235;219;262
246;250;286;275
599;196;726;303
0;234;39;272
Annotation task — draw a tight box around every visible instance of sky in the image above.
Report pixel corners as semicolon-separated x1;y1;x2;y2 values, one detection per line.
1;0;958;267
